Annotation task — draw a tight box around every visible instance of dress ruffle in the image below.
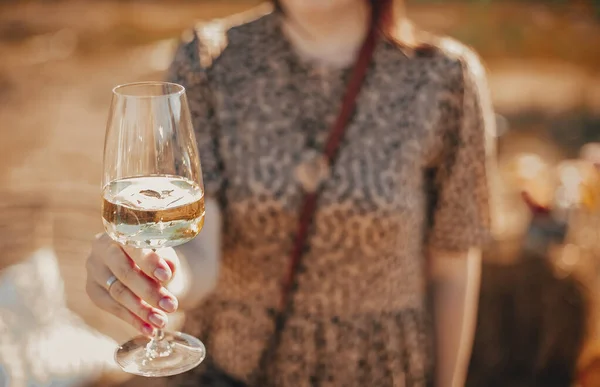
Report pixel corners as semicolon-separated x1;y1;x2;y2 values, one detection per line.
173;299;432;387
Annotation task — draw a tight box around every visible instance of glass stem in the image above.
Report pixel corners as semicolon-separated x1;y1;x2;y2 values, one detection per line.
146;329;172;359
145;249;172;359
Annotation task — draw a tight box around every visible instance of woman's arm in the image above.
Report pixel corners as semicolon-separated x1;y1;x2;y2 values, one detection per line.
163;27;227;310
427;45;496;387
169;197;222;310
430;248;482;387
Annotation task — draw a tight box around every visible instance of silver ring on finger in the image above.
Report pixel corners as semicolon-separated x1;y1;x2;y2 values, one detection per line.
105;275;119;292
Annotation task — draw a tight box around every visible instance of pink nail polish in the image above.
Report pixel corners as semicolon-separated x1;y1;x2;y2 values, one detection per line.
159;297;178;313
149;312;167;328
142;323;155;336
154;267;171;282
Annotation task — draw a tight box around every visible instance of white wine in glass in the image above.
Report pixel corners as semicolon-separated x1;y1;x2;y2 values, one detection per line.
102;175;205;249
101;82;206;377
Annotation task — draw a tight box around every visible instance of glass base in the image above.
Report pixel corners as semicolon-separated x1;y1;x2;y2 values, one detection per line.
115;331;206;377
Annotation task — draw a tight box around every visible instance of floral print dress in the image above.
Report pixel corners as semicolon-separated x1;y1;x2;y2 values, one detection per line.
166;5;495;387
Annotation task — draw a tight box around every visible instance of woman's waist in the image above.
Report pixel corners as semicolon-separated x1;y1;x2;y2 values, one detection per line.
198;292;428;329
213;275;426;319
217;249;426;316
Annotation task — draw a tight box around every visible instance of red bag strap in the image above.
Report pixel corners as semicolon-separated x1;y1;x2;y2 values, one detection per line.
253;17;380;386
279;20;378;310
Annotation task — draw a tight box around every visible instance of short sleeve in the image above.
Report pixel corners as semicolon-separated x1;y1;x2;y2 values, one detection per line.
428;51;496;252
165;29;224;198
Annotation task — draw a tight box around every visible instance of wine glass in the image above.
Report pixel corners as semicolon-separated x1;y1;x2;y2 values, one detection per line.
101;81;206;377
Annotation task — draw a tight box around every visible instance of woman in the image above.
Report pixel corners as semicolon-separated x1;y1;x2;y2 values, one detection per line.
86;0;495;386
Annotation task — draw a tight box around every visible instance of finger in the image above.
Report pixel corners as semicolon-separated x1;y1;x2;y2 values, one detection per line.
104;244;178;312
87;245;125;289
107;277;170;328
121;246;175;284
86;260;169;329
86;281;156;337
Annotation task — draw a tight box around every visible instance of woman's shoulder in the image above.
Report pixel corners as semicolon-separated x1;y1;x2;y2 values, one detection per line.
409;32;488;87
175;3;275;70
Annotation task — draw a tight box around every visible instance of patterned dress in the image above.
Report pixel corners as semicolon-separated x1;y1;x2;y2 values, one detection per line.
166;5;495;387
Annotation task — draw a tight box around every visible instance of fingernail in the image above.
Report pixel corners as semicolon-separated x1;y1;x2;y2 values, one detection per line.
149;312;167;328
159;296;178;313
154;267;171;282
142;323;155;336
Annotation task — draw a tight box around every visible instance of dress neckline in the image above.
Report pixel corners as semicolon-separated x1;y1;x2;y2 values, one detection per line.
268;12;355;79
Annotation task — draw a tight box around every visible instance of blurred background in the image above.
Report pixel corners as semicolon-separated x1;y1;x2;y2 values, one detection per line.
0;0;599;386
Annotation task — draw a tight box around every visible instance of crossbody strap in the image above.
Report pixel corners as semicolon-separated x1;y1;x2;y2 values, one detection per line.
279;18;379;311
252;16;380;385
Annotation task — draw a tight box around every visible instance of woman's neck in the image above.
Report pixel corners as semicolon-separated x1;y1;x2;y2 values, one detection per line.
280;2;371;69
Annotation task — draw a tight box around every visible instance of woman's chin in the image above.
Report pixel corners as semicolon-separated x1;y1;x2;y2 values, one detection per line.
279;0;357;14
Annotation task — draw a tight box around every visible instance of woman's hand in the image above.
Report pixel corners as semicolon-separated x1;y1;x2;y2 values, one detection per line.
85;233;181;336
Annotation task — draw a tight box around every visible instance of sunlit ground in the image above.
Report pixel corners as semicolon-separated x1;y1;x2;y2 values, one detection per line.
0;1;599;386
